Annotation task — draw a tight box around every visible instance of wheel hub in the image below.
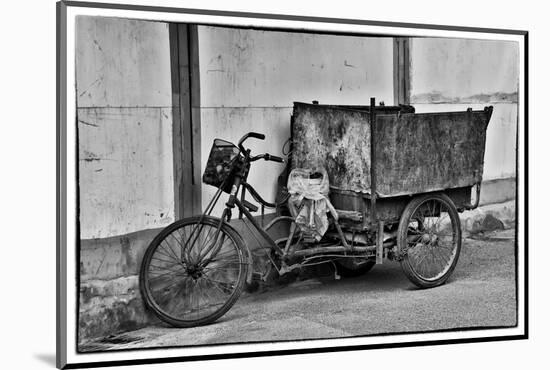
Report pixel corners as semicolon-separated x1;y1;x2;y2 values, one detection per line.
186;265;203;279
420;233;438;246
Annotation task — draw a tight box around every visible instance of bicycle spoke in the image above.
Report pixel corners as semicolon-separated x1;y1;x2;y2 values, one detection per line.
141;216;248;326
153;247;176;262
202;226;217;250
433;248;451;268
176;227;189;258
206;260;244;269
205;243;236;259
203;266;244;274
403;197;461;282
198;232;227;262
148;262;182;272
160;240;180;262
202;276;233;296
168;232;183;250
151;256;181;265
166;279;189;314
151;277;187;298
197;278;222;304
167;236;184;260
148;269;181;280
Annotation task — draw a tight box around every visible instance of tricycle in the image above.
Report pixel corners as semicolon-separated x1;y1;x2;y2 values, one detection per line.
139;98;493;327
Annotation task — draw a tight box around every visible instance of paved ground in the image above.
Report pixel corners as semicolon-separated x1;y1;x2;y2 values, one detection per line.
81;229;517;351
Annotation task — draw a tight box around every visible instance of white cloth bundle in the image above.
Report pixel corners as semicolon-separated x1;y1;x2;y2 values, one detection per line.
287;168;338;241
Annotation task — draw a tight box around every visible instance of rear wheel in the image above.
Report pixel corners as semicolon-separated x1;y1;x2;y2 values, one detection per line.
139;216;249;327
397;193;461;288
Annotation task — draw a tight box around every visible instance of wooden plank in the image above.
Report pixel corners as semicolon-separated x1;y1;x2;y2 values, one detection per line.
177;24;194;218
403;38;411;105
376;220;384;264
189;24;202;215
168;24;185;220
404;37;411;105
170;23;202;218
393;38;400;105
393;37;411;105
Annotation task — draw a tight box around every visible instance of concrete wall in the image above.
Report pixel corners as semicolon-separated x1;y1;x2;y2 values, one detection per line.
410;38;519;186
75;16;176;343
197;26;394;215
76;16;175;239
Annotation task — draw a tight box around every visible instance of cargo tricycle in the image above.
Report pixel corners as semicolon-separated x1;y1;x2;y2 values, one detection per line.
139;98;493;327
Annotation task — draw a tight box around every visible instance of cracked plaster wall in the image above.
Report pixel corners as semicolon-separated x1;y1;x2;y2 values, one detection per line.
197;26;394;215
76;16;175;239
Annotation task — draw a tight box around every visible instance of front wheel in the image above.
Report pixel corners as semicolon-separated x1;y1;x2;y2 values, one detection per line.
397;193;462;288
139;216;249;327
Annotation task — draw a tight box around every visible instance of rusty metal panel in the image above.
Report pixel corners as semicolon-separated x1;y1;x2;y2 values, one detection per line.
292;102;492;198
292;103;372;192
374;108;492;196
364;187;473;225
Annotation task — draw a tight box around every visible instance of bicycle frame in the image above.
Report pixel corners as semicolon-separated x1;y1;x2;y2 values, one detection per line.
186;134;378;276
195;176;378;276
184;153;289;271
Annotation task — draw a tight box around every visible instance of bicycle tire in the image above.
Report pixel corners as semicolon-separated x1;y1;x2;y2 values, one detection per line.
398;193;462;288
139;216;249;327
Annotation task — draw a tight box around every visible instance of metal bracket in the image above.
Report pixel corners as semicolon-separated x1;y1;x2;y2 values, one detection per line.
376;220;384;264
464;182;481;210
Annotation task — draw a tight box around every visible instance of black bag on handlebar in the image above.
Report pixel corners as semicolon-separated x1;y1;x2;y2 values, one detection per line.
202;139;244;193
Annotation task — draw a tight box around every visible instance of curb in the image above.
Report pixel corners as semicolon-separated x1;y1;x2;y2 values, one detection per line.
459;200;515;235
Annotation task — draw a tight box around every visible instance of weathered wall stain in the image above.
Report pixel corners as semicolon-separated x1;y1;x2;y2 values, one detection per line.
95;249;108;276
92;38;103;52
412;91;518;104
120;236;134;271
81;150;102;162
78;119;99;128
76;16;174;239
76;16;172;108
199;26;393;108
78;77;103;98
410;38;519;100
198;26;394;215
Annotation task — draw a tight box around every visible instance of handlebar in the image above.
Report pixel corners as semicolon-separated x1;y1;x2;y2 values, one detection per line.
247;132;266;140
238;132;265;154
237;132;285;163
264;154;284;163
250;153;284;163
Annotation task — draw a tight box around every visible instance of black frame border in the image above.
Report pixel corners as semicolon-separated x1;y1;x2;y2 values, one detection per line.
56;1;529;369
